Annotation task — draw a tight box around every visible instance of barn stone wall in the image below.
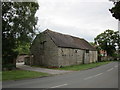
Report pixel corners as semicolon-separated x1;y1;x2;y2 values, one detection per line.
57;48;98;67
30;32;59;66
58;48;84;67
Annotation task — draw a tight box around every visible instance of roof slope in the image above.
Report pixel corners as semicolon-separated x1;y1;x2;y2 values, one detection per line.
44;29;96;51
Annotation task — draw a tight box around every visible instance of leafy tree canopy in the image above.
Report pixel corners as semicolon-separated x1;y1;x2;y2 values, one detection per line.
94;30;120;56
14;42;30;55
109;1;120;21
2;1;39;66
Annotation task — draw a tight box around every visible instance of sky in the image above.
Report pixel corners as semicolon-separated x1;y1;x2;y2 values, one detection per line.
35;0;118;42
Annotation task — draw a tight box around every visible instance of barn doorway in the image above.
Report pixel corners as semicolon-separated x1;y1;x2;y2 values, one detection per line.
83;50;90;64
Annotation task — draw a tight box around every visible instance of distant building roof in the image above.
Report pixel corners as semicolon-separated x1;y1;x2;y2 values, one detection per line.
44;29;96;51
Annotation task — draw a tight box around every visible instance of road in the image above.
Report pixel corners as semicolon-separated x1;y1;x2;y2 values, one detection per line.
2;62;119;88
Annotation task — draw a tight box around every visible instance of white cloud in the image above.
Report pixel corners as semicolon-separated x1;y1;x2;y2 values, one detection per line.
35;0;118;42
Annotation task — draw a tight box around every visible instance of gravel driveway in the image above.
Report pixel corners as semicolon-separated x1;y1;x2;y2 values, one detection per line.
16;63;73;75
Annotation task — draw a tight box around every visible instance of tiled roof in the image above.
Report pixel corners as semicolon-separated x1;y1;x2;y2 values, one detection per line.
44;29;96;51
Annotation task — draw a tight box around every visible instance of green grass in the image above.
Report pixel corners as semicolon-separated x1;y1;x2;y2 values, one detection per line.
32;61;113;71
2;70;50;81
55;61;112;71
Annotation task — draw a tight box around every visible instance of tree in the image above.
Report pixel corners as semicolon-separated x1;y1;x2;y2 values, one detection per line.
15;42;30;55
2;2;39;69
109;1;120;21
94;30;120;57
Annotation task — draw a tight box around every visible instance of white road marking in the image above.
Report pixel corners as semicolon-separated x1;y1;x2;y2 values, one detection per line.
107;68;114;72
84;73;103;80
94;73;103;77
50;84;68;88
84;76;93;80
114;65;118;68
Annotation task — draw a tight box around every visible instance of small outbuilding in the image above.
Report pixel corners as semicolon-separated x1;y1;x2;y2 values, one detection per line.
29;29;98;67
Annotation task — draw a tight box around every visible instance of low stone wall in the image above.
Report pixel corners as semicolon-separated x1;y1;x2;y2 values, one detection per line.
101;56;114;61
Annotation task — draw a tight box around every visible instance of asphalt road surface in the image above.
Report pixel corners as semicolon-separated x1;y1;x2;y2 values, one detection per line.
3;62;119;88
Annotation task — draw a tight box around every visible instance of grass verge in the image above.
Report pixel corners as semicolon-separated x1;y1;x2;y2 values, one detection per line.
2;70;50;81
54;61;112;71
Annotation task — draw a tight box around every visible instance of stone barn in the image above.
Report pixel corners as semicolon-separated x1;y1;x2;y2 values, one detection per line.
29;29;98;67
